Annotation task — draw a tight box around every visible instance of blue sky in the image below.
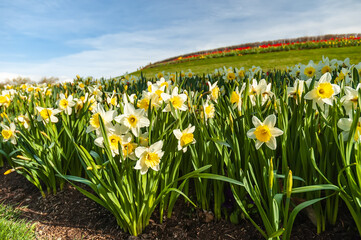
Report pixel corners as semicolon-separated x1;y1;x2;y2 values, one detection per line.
1;0;361;82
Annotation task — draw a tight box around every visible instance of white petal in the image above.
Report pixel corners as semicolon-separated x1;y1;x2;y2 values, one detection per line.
270;127;283;137
150;140;163;152
135;147;147;158
319;72;331;83
264;114;276;127
247;128;256;139
337;118;352;131
255;140;263;149
266;137;277;150
252;116;262;127
173;129;182;139
304;89;318;100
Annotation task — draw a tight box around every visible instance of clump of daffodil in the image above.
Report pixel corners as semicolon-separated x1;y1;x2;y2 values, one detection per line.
337;117;361;142
134;140;164;174
1;122;17;145
36;107;61;124
247;114;283;150
304;72;340;109
173;124;196;152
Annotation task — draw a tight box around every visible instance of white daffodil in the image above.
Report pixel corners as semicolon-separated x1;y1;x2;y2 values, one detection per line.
57;93;76;115
134;140;164;175
337;117;361;142
203;100;215;122
247;114;283;150
230;86;243;112
86;103;117;134
173;125;196;152
304;72;340;109
94;124;131;157
88;86;103;101
107;91;118;108
287;79;305;104
155;71;165;80
235;67;246;80
36;107;61;124
114;102;150;137
16;114;30;129
122;141;138;160
161;87;188;112
341;84;361;115
208;81;220;102
244;79;273;106
156;77;171;90
223;69;236;83
1;123;17;145
301;61;317;79
185;69;194;78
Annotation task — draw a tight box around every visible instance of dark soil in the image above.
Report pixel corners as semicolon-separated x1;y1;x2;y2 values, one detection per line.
0;165;360;240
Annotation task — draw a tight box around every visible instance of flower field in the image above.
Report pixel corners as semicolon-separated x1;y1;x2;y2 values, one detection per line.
1;57;361;239
145;35;361;69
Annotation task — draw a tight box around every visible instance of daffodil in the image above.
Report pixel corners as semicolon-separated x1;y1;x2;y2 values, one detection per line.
301;61;316;79
114;102;150;137
94;124;131;157
247;114;283;150
1;123;17;145
337;117;361;142
223;69;236;83
208;81;220;102
173;125;196;152
134;140;164;174
156;77;171;90
230;86;243;112
304;72;340;109
16;114;30;129
341;84;361;115
57;93;76;115
86;103;117;133
161;87;188;112
203;100;215;121
0;94;10;107
36;107;61;124
107;91;118;107
88;86;103;101
287;79;305;104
